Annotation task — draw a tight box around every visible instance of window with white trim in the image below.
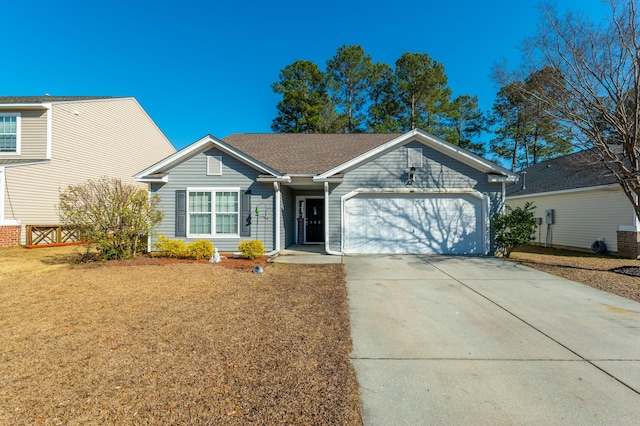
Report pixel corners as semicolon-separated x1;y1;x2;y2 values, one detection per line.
408;147;422;168
0;113;20;154
187;188;239;236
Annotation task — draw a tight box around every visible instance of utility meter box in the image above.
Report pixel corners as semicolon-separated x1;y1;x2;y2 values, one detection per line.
545;209;554;224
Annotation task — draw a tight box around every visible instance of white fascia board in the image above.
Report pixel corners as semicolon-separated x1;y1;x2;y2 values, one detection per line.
134;135;283;180
507;183;620;200
488;173;517;183
313;176;343;183
134;135;213;179
135;175;169;183
256;175;291;183
410;129;517;178
317;132;410;178
0;103;50;110
317;129;517;180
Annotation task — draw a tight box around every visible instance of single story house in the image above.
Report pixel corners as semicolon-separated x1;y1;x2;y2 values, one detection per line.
506;149;640;258
135;129;517;255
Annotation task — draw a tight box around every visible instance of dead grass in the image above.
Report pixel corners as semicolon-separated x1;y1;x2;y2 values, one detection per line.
0;246;362;425
509;245;640;303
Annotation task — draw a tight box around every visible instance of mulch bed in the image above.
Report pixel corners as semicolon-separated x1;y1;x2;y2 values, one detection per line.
108;253;269;272
610;266;640;278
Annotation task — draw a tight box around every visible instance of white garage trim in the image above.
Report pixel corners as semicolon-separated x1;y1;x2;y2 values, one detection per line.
341;188;490;255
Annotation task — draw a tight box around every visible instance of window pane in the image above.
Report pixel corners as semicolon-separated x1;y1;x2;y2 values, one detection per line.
0;135;16;152
189;192;211;213
215;192;238;213
216;213;238;234
189;213;211;234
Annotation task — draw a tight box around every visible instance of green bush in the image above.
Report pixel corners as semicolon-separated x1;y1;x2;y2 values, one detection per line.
155;235;213;260
155;235;188;258
238;240;265;260
185;239;214;260
493;202;537;258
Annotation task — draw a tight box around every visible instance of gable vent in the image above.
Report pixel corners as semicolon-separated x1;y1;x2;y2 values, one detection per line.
207;155;222;176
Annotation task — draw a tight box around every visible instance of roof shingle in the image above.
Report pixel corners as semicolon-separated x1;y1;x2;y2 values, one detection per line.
506;150;617;197
222;133;401;174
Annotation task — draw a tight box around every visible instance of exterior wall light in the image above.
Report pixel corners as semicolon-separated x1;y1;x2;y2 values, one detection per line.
408;166;416;185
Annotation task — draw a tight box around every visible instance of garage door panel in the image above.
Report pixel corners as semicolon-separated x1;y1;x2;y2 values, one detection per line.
345;194;482;255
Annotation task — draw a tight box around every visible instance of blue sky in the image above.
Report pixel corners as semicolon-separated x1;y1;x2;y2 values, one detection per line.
3;0;608;150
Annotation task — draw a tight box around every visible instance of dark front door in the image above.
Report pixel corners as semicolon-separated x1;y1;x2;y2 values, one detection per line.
305;199;324;243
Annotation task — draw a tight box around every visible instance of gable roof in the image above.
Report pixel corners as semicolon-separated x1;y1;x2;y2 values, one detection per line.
135;134;283;181
316;129;516;180
506;149;618;197
136;130;517;182
223;133;401;175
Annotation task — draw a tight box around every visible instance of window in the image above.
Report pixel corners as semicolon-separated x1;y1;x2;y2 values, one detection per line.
408;147;422;168
0;113;20;154
187;188;239;236
207;156;222;175
189;192;212;234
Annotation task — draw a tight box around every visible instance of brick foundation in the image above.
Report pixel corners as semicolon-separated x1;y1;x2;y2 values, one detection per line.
0;225;21;248
616;230;640;259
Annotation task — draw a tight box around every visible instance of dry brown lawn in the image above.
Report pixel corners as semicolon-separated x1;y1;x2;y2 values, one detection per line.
0;246;361;425
509;245;640;303
4;244;639;425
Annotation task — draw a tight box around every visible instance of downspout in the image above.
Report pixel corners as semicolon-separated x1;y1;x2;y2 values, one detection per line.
484;193;491;255
273;181;281;253
324;181;343;255
147;185;153;253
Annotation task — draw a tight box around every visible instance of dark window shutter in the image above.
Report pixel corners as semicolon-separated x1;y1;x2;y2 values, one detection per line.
240;190;251;237
175;190;187;237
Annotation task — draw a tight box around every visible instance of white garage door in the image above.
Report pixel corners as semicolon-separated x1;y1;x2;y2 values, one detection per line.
344;193;484;254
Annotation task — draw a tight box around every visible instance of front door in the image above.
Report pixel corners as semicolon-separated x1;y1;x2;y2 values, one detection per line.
305;199;324;243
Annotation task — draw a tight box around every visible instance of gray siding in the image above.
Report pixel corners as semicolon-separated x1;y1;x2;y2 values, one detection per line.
151;147;276;252
328;141;504;252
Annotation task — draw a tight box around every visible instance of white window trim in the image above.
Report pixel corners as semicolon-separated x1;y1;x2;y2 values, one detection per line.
186;187;240;238
206;155;222;176
408;147;422;168
0;113;21;155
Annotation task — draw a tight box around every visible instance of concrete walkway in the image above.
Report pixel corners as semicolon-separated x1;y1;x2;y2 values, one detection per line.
273;244;343;264
345;255;640;425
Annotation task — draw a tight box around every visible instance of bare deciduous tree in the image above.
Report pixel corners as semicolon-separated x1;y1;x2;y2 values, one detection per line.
518;0;640;220
58;177;163;260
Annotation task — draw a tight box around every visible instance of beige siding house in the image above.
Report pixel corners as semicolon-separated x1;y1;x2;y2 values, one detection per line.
506;150;640;258
0;96;176;247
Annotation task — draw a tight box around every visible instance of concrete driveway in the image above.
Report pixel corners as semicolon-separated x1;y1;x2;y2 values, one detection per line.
345;255;640;425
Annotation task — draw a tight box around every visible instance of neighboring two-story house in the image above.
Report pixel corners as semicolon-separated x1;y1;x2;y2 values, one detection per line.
0;96;176;247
